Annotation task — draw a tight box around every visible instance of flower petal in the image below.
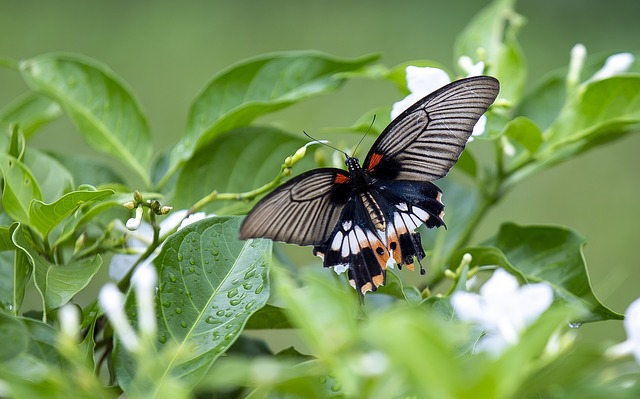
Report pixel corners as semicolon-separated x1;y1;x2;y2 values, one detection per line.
590;52;635;81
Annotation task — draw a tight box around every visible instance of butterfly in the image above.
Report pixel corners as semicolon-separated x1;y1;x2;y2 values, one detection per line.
240;76;500;296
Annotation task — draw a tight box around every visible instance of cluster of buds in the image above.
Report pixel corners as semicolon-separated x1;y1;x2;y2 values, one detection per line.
123;190;173;231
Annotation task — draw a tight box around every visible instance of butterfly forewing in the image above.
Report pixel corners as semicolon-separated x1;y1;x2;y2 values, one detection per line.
239;168;352;245
364;76;500;181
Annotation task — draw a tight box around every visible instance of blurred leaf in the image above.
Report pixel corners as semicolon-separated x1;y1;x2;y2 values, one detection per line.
12;224;102;311
421;178;481;280
0;153;42;225
0;311;30;362
8;124;26;160
24;149;74;203
174;126;315;214
509;76;640;186
245;304;292;329
456;149;478;178
115;216;271;392
19;53;152;185
28;188;113;240
545;76;640;145
0;246;30;315
0;92;62;138
454;223;622;322
454;0;526;103
167;51;378;176
374;269;420;302
516;73;566;131
502;116;543;154
0;226;14;251
52;154;125;187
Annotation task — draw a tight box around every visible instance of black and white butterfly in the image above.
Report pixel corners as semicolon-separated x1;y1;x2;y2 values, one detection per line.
240;76;500;296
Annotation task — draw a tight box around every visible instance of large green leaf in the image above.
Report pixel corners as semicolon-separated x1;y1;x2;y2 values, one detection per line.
28;188;114;240
18;53;152;185
453;223;621;322
165;51;378;180
0;153;42;225
115;216;271;392
0;92;62;138
0;240;30;315
11;224;102;312
173;126;315;214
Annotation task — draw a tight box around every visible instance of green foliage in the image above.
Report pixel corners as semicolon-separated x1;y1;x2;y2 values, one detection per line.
0;0;639;397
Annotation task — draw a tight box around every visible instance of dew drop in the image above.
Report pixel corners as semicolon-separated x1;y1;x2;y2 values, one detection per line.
158;335;167;344
216;310;225;317
177;253;183;261
181;321;187;328
244;300;255;310
230;297;242;306
169;274;177;283
331;381;342;392
568;322;582;329
243;282;253;290
175;307;183;314
227;288;239;298
244;268;256;279
162;301;171;308
189;258;196;265
188;266;195;273
231;278;240;286
212;331;219;340
205;316;220;324
254;284;264;295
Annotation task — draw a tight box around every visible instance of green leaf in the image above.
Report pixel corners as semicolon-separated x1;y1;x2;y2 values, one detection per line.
115;216;271;391
19;53;152;185
454;0;526;103
454;223;622;322
0;92;62;138
23;149;74;203
0;226;14;251
502;116;543;154
545;76;640;145
0;243;31;315
0;311;30;362
28;188;114;239
374;269;421;303
166;51;378;179
173;126;315;214
8;124;26;160
53;153;125;186
245;304;292;329
0;153;42;225
11;224;102;312
456;149;478;178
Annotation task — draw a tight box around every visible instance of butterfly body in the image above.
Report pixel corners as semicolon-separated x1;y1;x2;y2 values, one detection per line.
240;76;500;296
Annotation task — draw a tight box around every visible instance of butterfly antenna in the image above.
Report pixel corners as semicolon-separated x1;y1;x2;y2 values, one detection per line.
352;114;377;157
303;131;349;159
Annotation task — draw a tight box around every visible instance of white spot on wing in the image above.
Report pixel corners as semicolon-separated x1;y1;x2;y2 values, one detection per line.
409;214;422;228
331;231;344;251
413;207;429;221
354;226;367;244
334;264;349;274
342;220;352;230
396;202;409;211
348;231;359;254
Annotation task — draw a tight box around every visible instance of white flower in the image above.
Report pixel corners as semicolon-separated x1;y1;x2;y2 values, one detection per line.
58;304;80;341
131;263;158;338
606;297;640;363
590;52;634;82
458;55;486;77
451;268;554;355
99;265;160;352
110;210;210;280
391;65;489;141
99;284;140;351
568;43;634;85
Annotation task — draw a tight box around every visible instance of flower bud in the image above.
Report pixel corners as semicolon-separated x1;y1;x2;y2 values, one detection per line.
122;201;136;210
160;206;173;215
133;190;143;203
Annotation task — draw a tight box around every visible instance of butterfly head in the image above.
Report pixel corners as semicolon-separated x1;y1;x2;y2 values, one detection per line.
345;156;361;173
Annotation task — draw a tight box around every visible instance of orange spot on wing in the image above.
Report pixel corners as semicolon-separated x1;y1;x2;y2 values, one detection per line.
372;274;385;288
367;153;384;170
334;174;350;184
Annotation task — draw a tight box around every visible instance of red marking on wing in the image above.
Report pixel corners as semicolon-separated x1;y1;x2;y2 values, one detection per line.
334;174;350;184
367;153;384;171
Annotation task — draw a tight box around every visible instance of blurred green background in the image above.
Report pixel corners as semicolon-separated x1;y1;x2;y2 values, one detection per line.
1;0;639;343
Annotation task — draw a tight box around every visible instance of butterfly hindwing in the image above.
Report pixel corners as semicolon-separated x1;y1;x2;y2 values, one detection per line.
239;168;352;246
364;76;500;181
313;195;390;295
